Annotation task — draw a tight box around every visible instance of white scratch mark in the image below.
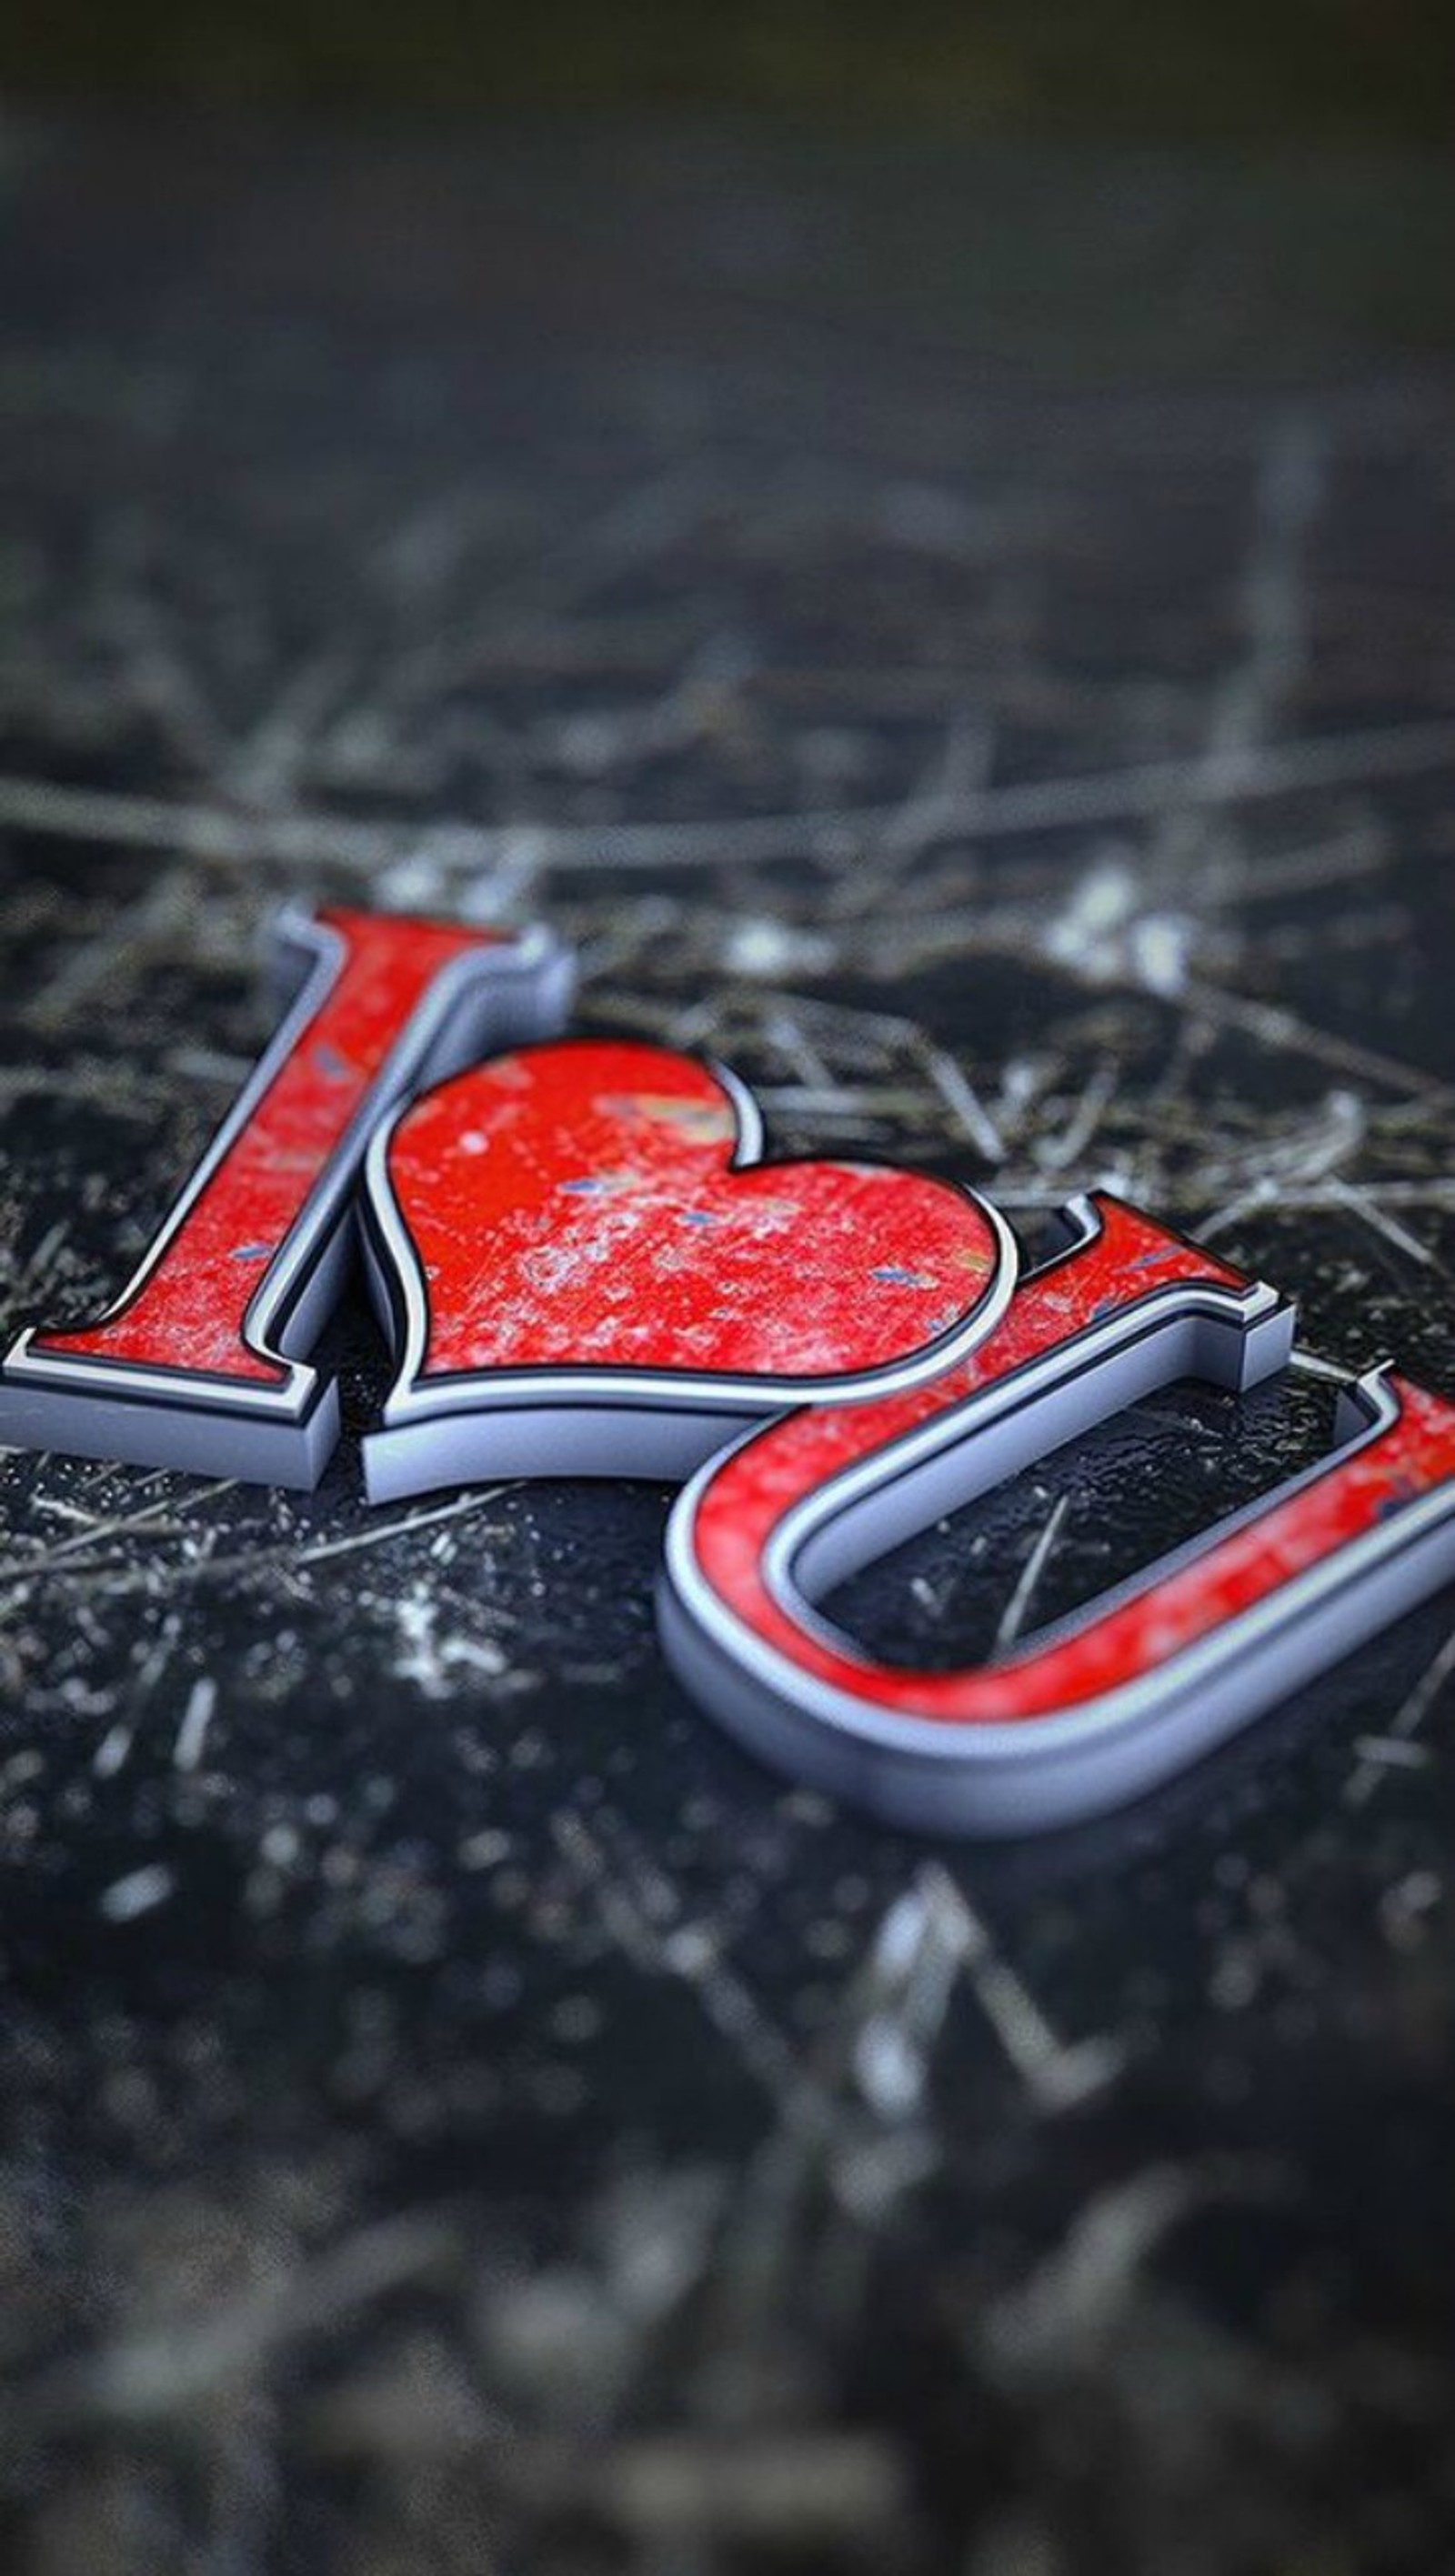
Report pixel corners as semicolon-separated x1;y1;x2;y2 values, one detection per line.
92;1721;135;1779
958;1891;1127;2113
1344;1621;1455;1808
99;1863;176;1923
995;1493;1071;1652
172;1676;217;1772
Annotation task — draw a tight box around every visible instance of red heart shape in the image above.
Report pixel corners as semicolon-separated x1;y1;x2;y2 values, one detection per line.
363;1040;1012;1498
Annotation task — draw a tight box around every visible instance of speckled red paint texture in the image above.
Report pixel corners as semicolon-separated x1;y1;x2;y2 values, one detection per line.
687;1195;1455;1723
389;1041;1004;1385
36;908;501;1385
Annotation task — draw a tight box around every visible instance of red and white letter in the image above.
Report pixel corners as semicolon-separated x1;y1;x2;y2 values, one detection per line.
661;1193;1455;1834
0;905;573;1485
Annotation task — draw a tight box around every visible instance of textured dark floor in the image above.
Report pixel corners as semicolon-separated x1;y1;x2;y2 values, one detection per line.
3;115;1455;2576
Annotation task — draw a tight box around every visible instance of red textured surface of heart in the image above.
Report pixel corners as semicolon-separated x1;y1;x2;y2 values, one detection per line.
386;1041;1005;1387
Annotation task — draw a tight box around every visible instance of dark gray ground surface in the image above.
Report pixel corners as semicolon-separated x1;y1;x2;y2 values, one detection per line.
3;115;1455;2575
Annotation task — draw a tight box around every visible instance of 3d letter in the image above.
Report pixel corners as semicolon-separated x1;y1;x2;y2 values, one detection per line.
362;1039;1018;1498
0;906;574;1485
661;1194;1455;1835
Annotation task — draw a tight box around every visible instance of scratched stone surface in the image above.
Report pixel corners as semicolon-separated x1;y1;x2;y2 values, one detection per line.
3;116;1455;2576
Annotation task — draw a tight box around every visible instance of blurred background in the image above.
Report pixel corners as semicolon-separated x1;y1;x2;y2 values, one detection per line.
2;0;1453;138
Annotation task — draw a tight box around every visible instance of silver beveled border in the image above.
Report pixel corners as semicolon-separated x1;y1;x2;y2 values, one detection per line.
359;1038;1020;1503
654;1200;1455;1837
0;907;577;1487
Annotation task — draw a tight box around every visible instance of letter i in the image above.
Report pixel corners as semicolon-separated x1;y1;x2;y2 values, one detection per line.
0;905;574;1485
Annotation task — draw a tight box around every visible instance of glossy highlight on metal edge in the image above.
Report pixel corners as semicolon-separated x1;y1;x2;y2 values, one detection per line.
359;1038;1019;1501
5;898;1455;1839
0;907;577;1485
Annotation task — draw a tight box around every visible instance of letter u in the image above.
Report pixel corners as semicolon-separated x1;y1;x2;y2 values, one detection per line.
659;1196;1455;1835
